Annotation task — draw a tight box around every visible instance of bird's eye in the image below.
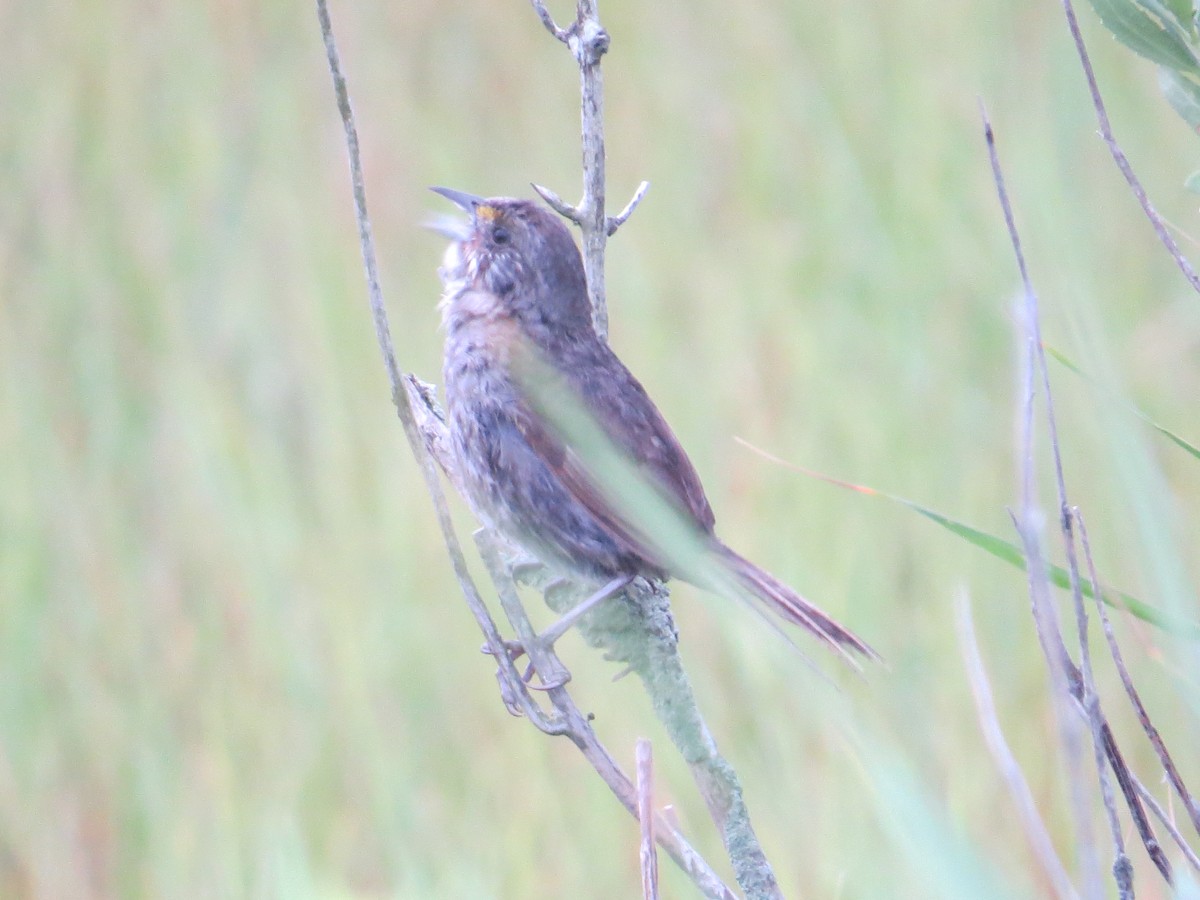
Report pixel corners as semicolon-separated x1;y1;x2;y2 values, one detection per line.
492;226;510;245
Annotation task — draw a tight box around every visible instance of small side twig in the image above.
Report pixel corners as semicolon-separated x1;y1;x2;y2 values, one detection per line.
637;739;659;900
1060;0;1200;295
608;179;651;236
531;181;581;224
529;0;569;42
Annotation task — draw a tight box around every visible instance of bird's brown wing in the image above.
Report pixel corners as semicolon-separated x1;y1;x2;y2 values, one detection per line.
569;341;716;532
508;339;716;576
506;394;669;574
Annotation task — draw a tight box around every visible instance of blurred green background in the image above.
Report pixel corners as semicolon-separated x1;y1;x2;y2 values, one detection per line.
2;0;1199;896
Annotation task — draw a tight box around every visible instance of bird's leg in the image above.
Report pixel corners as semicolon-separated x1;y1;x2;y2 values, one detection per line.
497;573;636;688
537;573;635;649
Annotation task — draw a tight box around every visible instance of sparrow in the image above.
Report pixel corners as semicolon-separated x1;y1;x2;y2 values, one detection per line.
432;187;875;663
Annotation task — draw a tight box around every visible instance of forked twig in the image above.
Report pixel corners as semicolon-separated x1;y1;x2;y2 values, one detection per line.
529;0;568;42
525;0;648;338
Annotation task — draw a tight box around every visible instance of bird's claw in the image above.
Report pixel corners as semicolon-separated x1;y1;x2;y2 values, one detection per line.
481;638;571;691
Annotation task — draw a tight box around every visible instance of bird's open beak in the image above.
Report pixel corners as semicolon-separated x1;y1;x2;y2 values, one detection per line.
430;186;484;212
427;187;484;240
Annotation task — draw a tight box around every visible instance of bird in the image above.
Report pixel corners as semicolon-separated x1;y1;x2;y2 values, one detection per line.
431;186;875;664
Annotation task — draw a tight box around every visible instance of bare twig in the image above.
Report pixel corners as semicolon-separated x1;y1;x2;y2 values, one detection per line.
531;181;581;224
608;179;651;236
956;593;1078;900
528;0;568;42
1060;0;1200;296
316;4;737;897
637;739;659;900
315;0;529;717
526;0;650;339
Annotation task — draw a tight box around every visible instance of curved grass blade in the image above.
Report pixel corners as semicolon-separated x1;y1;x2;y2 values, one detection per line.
734;438;1197;637
1045;343;1200;462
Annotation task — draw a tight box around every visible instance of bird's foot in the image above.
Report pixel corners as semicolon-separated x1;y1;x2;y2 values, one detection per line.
482;573;636;691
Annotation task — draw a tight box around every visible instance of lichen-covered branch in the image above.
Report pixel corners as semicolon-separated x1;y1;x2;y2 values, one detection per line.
525;3;784;895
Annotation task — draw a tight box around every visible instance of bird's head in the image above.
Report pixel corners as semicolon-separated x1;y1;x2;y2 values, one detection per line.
430;188;594;337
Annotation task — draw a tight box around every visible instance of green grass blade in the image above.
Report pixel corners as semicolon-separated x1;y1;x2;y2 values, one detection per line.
735;439;1196;636
1045;344;1200;462
898;498;1192;635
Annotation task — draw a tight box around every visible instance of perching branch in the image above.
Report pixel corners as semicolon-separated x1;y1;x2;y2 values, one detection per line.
316;4;736;897
524;4;784;896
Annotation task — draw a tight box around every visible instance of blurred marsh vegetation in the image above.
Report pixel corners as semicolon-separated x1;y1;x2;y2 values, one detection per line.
2;0;1199;896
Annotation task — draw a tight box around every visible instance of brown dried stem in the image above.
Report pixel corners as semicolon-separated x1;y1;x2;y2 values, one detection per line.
986;104;1107;898
984;99;1197;890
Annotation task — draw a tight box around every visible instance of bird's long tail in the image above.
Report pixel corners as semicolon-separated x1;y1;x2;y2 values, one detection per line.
713;542;878;665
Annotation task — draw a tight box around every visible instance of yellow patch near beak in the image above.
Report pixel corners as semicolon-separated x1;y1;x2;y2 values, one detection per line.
476;205;500;222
